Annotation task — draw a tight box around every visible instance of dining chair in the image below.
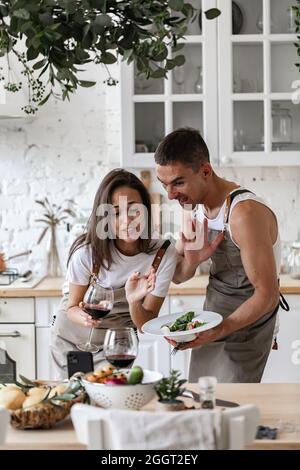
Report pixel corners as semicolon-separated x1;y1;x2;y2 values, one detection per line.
71;403;259;450
0;408;10;445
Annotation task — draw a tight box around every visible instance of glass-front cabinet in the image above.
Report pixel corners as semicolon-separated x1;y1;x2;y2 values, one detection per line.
219;0;300;166
120;0;218;168
121;0;300;167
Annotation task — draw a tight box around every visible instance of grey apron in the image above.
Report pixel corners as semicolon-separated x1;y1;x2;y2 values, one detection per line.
50;286;133;380
189;193;278;383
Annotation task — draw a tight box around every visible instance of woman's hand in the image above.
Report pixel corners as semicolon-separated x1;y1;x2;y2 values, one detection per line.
125;267;156;304
181;218;224;266
78;301;102;328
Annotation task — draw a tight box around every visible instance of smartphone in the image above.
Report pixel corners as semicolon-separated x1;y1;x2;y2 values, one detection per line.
67;351;94;379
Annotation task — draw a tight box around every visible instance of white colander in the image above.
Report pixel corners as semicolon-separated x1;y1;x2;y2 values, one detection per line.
82;369;163;410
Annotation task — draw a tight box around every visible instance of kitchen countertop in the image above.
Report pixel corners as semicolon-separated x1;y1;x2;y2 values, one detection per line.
1;383;300;450
0;274;300;298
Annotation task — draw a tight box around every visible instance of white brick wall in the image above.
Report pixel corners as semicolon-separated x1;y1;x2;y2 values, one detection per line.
0;62;300;276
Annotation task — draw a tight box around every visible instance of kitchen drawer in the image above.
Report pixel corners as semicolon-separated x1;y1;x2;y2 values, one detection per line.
169;295;206;314
0;323;35;378
0;298;34;323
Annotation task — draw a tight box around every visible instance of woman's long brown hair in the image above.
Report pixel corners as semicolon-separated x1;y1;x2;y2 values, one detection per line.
67;168;154;272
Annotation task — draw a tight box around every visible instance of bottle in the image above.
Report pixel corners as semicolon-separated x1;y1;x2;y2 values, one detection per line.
272;104;292;143
198;376;217;409
194;66;203;94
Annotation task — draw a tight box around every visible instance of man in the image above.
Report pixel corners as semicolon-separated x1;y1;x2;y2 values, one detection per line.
155;127;282;383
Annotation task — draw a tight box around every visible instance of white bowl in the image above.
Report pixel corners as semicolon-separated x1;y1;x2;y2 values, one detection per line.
82;369;163;410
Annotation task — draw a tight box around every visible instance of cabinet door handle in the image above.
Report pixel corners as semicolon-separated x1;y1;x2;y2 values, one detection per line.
0;331;21;338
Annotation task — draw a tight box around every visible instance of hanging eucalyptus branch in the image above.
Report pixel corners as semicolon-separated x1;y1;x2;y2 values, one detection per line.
0;0;221;114
293;1;300;73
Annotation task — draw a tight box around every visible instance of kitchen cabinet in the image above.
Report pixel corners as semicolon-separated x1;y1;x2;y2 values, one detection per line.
35;297;61;380
0;298;35;379
120;0;300;168
262;295;300;383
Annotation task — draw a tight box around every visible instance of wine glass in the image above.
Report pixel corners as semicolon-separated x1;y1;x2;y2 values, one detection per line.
173;66;185;93
103;328;138;370
77;282;114;354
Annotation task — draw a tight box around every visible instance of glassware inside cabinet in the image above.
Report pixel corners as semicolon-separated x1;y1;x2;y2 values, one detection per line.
233;101;264;151
172;44;202;94
271;0;297;34
233;44;263;93
233;0;263;34
271;101;300;151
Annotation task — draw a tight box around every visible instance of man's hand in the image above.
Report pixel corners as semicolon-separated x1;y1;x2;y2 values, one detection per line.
181;218;224;266
165;324;225;350
125;268;156;304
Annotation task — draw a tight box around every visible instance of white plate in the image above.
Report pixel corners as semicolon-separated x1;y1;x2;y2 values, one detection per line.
142;310;223;342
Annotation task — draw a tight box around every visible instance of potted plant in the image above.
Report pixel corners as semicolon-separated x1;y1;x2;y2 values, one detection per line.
0;1;220;113
154;369;186;411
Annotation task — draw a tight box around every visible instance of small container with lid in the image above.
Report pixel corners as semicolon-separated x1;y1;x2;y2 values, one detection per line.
198;376;217;409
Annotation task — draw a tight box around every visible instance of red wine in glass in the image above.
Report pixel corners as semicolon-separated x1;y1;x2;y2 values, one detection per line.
104;328;138;370
105;354;136;368
77;284;114;354
84;303;112;320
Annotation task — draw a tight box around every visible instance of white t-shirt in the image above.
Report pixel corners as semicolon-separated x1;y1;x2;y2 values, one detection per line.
64;240;178;298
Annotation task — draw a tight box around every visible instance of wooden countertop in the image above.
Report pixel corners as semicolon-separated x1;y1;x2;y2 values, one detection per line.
1;384;300;450
0;274;299;298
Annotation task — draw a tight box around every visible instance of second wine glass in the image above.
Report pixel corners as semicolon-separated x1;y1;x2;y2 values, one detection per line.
104;327;138;370
77;282;114;354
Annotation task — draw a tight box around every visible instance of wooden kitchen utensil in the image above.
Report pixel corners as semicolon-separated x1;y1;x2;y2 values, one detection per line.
140;170;162;236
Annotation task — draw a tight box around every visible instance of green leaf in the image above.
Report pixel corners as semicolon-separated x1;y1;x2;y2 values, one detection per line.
19;374;35;386
169;0;184;12
79;80;96;87
204;8;221;20
173;54;185;66
27;47;39;61
13;9;30;20
101;51;117;64
151;68;166;79
33;59;47;70
53;393;75;401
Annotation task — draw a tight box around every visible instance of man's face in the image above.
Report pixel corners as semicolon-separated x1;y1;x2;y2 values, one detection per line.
156;162;210;209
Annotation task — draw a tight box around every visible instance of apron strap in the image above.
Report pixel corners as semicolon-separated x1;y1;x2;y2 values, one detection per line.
224;189;254;224
279;292;290;311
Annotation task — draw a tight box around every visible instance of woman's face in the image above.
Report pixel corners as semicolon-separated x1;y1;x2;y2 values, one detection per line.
111;186;146;243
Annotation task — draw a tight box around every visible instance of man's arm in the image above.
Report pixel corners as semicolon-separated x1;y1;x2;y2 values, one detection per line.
220;201;279;335
168;201;280;350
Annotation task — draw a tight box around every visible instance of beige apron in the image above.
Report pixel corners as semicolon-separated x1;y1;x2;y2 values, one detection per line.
50;286;133;380
189;191;278;383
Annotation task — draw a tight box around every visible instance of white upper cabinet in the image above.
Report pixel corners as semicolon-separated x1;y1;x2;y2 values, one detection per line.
218;0;300;167
120;0;300;167
120;0;218;168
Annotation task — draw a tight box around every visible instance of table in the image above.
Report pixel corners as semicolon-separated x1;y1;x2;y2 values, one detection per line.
1;384;300;450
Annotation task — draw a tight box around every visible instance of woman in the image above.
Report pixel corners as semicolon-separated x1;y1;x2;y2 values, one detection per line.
50;169;177;379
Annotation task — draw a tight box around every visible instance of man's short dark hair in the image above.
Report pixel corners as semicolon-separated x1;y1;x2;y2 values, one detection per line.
154;127;210;170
